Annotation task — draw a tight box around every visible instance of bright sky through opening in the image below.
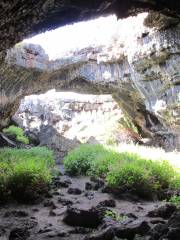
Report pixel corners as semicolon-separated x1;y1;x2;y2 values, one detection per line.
23;15;117;60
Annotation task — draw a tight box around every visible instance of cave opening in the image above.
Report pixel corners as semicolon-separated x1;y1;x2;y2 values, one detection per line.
0;6;180;238
2;11;179;150
23;14;118;60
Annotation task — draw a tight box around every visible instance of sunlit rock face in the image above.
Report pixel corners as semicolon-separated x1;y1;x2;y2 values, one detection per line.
13;90;122;158
0;12;180;150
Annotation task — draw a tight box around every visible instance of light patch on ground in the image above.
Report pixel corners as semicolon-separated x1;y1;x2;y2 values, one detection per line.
112;143;180;172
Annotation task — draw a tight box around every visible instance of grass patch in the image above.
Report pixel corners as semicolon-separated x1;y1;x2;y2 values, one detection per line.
64;144;105;175
3;125;29;144
168;195;180;207
64;144;180;199
0;147;55;202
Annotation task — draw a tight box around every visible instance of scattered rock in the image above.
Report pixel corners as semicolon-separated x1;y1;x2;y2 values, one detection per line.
83;226;115;240
58;197;73;206
44;192;53;198
4;210;29;218
120;220;150;239
126;213;138;219
150;223;169;239
84;191;94;200
63;206;102;228
168;210;180;228
0;226;6;236
49;210;57;216
1;173;179;240
9;228;30;240
84;220;150;240
67;187;82;195
97;199;116;208
52;191;60;196
90;177;104;189
56;231;69;237
23;219;38;230
101;186;113;194
85;182;93;191
69;227;92;234
43;200;57;209
32;208;39;212
150;218;166;224
38;228;52;234
147;204;176;219
166;227;180;240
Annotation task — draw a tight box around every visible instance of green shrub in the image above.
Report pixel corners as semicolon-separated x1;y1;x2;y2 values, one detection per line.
3;125;29;144
90;149;122;177
170;174;180;189
0;147;54;202
106;158;178;197
104;210;127;222
147;160;175;189
168;195;180;206
106;163;154;197
64;144;105;175
64;144;180;198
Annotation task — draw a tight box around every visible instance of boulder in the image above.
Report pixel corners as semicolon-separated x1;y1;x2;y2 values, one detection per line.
63;206;103;228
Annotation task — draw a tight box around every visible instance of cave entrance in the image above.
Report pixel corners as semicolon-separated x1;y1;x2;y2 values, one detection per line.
13;89;141;161
2;12;179;151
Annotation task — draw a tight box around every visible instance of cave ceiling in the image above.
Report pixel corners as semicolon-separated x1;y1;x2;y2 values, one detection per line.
0;0;180;56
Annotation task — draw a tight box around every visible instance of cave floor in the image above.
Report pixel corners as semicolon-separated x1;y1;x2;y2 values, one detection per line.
0;164;178;240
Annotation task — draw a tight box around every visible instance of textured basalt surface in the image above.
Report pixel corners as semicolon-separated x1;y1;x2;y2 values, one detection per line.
0;0;180;57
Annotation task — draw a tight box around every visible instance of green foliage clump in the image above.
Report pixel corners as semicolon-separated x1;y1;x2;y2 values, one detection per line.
89;149;124;178
3;125;29;144
168;195;180;207
0;147;54;202
64;144;105;175
170;174;180;189
104;210;127;222
106;163;151;197
64;144;180;198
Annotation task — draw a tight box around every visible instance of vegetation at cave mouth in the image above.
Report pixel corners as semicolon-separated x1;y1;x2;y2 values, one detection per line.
0;147;55;202
3;125;29;144
64;144;180;199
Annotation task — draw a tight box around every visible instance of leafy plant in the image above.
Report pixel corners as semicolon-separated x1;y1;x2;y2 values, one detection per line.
3;125;29;144
104;210;127;222
64;144;180;199
106;163;153;197
168;195;180;206
64;144;105;175
0;147;55;202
